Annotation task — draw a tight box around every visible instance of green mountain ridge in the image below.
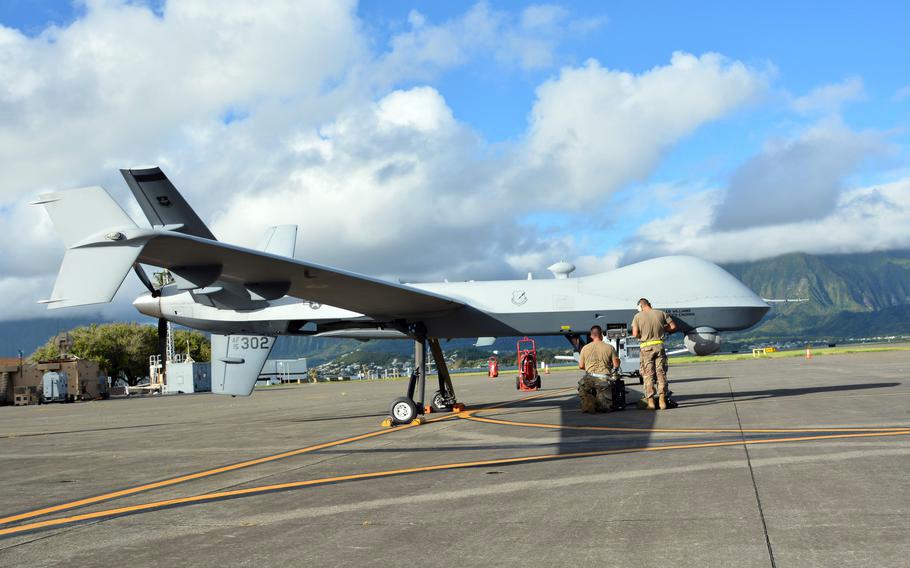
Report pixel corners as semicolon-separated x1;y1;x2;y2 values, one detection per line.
723;250;910;341
724;250;910;314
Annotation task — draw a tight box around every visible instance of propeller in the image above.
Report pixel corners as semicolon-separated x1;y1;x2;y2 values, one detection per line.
133;263;168;370
133;263;160;298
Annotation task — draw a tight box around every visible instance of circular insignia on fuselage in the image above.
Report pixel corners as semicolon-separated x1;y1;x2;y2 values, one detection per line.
511;290;528;306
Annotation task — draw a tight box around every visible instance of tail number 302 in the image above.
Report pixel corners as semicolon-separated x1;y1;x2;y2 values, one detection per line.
232;336;272;350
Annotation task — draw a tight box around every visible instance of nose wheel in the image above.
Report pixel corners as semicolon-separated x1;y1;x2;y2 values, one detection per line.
390;397;418;424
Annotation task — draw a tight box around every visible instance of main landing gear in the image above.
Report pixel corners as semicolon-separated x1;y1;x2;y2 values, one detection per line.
386;323;461;426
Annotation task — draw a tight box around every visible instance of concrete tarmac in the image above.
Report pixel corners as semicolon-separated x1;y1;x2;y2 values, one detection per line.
0;351;908;567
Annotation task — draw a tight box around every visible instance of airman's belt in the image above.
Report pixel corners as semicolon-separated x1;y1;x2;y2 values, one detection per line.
640;340;664;348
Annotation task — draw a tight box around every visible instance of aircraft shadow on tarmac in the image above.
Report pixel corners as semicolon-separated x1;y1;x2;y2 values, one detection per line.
672;381;901;407
308;385;669;456
275;412;389;424
279;388;581;425
547;376;903;455
666;376;731;384
525;377;902;456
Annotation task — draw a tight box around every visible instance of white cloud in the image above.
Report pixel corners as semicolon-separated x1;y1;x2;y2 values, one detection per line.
0;276;57;320
0;1;366;196
519;4;605;34
791;76;865;114
0;272;147;321
524;52;768;204
407;10;426;29
211;86;531;281
208;52;769;279
376;87;455;132
621;177;910;265
0;1;375;321
520;5;569;30
377;2;601;76
712;119;886;230
0;199;62;278
893;85;910;101
573;251;622;275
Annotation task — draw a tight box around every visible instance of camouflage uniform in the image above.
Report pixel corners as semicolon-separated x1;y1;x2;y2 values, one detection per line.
578;374;615;413
639;345;668;399
632;309;674;400
577;340;618;412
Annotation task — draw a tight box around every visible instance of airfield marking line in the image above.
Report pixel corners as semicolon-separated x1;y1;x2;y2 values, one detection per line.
0;388;560;527
0;426;410;527
2;429;908;538
459;413;910;434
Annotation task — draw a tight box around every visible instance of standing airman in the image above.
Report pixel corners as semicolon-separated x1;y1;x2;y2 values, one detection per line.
631;298;677;409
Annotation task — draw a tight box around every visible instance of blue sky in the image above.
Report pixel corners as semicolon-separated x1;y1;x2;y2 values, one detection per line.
4;1;906;175
8;1;906;141
0;1;908;318
355;1;910;253
357;1;910;134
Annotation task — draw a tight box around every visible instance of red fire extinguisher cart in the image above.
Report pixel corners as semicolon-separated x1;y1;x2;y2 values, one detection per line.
488;356;499;378
515;337;541;391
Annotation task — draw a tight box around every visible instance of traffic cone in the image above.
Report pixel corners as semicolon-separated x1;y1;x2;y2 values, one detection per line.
805;345;812;359
544;363;550;374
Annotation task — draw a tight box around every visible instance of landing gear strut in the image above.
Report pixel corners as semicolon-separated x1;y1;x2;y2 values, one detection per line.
428;337;458;412
565;332;589;362
386;323;460;426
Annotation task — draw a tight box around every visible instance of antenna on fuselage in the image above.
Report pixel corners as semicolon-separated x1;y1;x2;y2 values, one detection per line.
547;261;576;279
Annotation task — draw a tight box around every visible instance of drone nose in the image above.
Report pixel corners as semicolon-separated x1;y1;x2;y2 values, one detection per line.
132;292;161;318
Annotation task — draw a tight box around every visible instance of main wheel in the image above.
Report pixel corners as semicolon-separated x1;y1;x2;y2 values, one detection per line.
389;397;418;425
431;391;450;412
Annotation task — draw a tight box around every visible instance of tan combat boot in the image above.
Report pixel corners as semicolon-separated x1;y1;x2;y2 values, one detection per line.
646;397;656;410
658;394;668;410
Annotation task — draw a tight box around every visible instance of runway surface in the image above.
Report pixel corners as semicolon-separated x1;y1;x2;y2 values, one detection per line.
1;351;908;567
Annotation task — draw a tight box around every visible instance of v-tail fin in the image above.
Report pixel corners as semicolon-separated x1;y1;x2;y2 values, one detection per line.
33;186;142;309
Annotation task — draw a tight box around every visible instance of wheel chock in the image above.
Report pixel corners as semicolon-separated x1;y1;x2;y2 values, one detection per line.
423;405;433;414
381;417;394;428
452;403;466;412
410;417;425;425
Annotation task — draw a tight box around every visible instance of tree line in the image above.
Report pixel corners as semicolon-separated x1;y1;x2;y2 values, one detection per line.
31;323;210;382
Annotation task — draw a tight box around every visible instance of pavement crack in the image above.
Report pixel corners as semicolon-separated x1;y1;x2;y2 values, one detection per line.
727;374;778;568
202;447;366;494
0;519;107;552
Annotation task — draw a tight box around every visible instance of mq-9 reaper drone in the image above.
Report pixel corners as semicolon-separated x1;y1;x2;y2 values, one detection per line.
35;168;769;424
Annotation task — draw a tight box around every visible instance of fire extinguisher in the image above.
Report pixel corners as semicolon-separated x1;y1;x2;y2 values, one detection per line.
488;356;499;378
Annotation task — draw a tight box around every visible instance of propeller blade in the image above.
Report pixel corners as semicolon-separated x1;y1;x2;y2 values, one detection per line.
133;263;159;296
